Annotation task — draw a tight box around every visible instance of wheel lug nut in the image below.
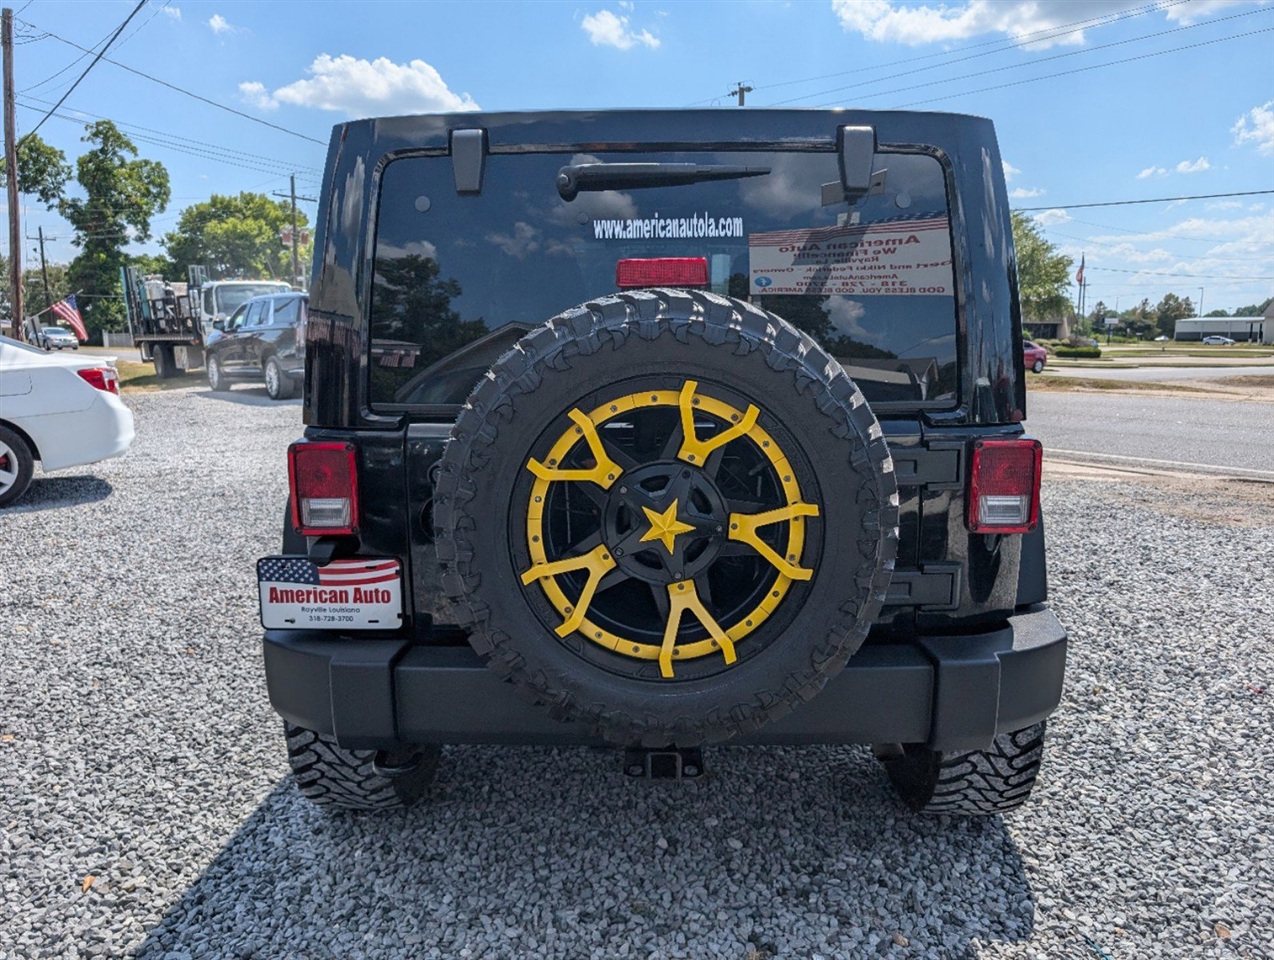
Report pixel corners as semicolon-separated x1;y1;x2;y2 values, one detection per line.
614;548;624;557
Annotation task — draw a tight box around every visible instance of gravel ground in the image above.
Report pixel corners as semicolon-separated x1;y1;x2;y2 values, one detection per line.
1;386;1271;960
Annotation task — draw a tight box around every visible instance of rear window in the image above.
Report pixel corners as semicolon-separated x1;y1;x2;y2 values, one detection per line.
369;148;957;410
217;284;290;315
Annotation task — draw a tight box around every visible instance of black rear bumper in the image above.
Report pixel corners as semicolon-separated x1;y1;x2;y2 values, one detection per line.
263;605;1066;752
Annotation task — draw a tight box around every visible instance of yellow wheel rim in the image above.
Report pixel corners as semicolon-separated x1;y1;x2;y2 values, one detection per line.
521;380;820;678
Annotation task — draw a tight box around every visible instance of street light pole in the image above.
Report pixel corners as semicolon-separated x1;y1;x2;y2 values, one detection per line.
1197;287;1204;318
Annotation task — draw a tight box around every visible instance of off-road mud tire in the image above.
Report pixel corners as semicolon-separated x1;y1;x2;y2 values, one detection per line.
883;722;1047;815
434;289;899;747
284;723;441;810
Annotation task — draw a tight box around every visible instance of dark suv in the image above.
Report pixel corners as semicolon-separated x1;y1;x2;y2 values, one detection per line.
206;292;306;400
259;110;1067;814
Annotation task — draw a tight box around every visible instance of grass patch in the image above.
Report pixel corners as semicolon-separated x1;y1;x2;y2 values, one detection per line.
1030;376;1212;394
1213;374;1274;389
116;360;201;392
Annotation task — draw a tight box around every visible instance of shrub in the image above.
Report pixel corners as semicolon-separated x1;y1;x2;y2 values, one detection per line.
1053;346;1102;359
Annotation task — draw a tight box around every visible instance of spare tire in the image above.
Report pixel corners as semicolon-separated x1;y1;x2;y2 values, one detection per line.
434;289;898;746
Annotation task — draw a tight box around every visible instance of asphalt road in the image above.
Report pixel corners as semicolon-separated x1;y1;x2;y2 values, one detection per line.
1041;365;1274;382
1025;392;1274;475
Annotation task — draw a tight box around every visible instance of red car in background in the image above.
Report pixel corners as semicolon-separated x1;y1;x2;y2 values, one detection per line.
1024;340;1048;373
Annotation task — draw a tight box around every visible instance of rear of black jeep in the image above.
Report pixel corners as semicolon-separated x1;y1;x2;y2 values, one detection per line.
260;109;1066;814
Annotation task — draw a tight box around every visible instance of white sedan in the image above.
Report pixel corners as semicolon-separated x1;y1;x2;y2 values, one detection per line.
0;336;135;506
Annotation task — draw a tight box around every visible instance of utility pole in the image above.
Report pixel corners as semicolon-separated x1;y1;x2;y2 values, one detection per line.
36;225;49;308
273;175;317;288
1197;286;1204;318
728;81;753;106
289;174;298;285
3;8;21;341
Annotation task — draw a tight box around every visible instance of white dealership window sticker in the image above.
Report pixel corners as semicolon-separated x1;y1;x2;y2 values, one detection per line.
749;215;953;296
257;556;404;630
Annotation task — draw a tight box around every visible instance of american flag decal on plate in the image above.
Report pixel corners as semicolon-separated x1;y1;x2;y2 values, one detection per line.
257;556;403;630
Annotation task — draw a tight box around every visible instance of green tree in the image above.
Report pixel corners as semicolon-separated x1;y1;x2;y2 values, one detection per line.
1011;212;1074;322
23;262;71;317
1;134;72;206
163;192;310;281
1234;296;1273;317
53;121;170;339
1205;309;1230;317
1121;299;1157;339
1153;292;1194;337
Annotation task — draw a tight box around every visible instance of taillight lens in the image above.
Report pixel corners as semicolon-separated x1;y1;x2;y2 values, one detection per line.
77;367;119;394
288;442;359;535
968;438;1042;534
616;257;709;289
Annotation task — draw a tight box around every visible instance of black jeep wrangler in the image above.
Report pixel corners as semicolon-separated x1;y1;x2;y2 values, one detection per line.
259;109;1066;814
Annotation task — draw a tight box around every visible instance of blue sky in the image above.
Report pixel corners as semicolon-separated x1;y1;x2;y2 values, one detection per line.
10;0;1274;313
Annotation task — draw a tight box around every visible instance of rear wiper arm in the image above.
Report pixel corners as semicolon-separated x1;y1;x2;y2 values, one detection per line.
556;162;770;201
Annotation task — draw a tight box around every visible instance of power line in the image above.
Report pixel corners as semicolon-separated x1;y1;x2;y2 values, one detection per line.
17;0;146;147
1060;214;1274;246
15;98;320;178
691;0;1187;106
1088;266;1274;281
17;93;321;172
17;16;325;145
1016;190;1274;212
1042;227;1274;262
772;0;1209;106
891;24;1274;109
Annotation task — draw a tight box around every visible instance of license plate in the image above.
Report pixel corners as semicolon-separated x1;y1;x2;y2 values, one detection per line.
257;556;404;630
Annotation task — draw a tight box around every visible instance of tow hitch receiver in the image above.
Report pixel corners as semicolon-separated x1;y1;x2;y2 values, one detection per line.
624;746;705;780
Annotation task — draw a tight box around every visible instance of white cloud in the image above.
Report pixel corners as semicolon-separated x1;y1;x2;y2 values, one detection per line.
1137;165;1167;179
1009;186;1045;199
1002;160;1020;181
1032;208;1071;227
240;54;478;118
830;0;1254;48
207;13;234;34
1232;100;1274;156
161;6;181;20
581;9;660;49
1175;156;1211;174
487;222;541;259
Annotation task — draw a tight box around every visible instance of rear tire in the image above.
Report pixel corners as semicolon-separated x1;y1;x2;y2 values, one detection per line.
153;345;175;380
881;722;1047;815
264;356;294;400
285;723;441;811
0;425;35;507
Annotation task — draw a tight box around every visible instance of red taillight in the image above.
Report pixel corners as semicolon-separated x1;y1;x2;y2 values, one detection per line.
76;367;119;394
288;442;359;536
968;438;1042;534
615;257;709;289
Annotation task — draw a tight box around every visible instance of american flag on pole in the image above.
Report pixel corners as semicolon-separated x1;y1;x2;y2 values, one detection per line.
258;557;401;587
50;294;88;342
1075;255;1085;286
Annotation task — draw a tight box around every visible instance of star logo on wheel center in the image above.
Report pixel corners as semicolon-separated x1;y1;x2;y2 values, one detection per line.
639;499;695;555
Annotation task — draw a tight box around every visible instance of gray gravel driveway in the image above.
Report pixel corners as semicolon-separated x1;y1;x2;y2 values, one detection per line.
2;387;1271;959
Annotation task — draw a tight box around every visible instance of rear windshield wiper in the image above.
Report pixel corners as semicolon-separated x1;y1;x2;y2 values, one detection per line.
556;162;770;201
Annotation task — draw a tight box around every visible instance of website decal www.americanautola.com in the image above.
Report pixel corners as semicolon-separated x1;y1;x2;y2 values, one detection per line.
593;213;744;240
